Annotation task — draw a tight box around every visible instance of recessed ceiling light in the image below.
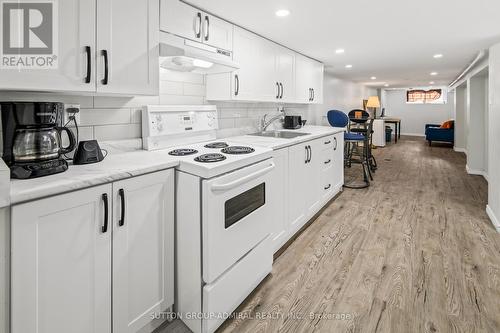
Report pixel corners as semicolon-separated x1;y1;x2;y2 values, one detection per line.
430;72;438;76
384;84;389;87
335;49;345;54
429;81;435;84
345;64;352;69
371;76;377;80
433;54;443;59
275;9;290;17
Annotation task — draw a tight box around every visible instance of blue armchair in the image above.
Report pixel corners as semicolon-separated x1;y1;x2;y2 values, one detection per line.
425;121;454;146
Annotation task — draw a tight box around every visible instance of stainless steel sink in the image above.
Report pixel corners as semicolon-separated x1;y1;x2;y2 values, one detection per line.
249;130;311;139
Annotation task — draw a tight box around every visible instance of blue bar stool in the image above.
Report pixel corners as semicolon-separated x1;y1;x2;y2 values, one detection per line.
327;110;370;188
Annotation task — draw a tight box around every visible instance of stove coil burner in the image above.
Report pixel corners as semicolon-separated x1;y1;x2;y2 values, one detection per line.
168;149;198;156
194;153;227;163
221;146;255;155
204;142;229;149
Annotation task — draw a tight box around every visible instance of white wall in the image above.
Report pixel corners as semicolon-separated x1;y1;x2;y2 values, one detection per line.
454;84;467;151
382;89;455;136
466;73;488;175
313;73;377;125
487;42;500;232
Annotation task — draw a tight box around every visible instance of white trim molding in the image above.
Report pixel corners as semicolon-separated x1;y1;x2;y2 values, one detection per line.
486;205;500;233
466;165;488;180
401;133;425;137
453;146;467;154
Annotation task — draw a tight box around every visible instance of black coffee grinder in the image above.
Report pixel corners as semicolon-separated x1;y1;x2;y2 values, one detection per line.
1;102;76;179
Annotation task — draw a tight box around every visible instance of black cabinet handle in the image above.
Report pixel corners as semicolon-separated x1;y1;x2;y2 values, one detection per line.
334;137;338;150
234;74;239;96
279;83;283;99
204;15;210;41
196;12;202;38
324;184;332;190
308;88;311;101
101;193;109;233
305;146;309;164
312;88;315;101
276;82;279;99
101;50;109;85
324;159;331;164
118;189;125;227
85;46;91;83
324;140;331;145
309;145;312;162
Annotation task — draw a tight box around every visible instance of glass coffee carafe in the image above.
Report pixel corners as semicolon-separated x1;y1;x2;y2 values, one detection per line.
12;127;76;162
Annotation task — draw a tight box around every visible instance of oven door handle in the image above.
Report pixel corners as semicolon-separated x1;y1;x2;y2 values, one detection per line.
211;162;275;192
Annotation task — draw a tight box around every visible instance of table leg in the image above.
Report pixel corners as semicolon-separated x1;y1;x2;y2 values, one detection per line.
394;123;398;143
398;122;401;139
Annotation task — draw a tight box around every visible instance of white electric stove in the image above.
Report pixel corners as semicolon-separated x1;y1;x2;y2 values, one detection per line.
143;105;274;333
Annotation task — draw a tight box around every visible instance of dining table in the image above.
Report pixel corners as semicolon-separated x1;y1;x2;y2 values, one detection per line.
381;117;402;143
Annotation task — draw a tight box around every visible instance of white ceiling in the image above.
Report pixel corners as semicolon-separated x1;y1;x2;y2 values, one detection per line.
187;0;500;88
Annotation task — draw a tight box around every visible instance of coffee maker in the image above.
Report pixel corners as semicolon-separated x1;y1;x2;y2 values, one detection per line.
1;102;76;179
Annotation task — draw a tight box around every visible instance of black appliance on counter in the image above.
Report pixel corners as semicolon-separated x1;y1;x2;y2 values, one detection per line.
1;102;76;179
283;115;303;129
73;140;105;165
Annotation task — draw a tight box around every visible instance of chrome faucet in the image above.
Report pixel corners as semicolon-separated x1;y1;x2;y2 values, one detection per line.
260;107;285;131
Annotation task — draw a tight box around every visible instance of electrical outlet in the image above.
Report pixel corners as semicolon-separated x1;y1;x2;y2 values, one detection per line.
63;104;81;125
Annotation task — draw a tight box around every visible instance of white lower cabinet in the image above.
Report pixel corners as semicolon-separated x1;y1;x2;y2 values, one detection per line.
269;148;289;253
276;134;344;253
11;170;174;333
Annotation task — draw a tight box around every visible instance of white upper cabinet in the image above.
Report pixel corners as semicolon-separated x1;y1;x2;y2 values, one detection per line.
202;14;233;51
0;0;158;95
160;0;233;52
97;0;159;95
160;0;203;42
206;27;323;104
0;0;96;93
295;54;324;104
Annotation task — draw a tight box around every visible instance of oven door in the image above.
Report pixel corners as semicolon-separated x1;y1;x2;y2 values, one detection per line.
201;158;275;283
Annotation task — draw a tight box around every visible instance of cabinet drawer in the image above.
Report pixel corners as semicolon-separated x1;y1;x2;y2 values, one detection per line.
321;168;335;197
321;135;335;149
321;148;334;171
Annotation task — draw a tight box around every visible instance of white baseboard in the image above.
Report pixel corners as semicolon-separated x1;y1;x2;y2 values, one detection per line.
401;132;425;137
466;165;488;181
486;205;500;233
453;146;467;154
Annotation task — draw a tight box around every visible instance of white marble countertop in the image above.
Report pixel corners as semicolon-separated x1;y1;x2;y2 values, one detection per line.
0;159;9;208
228;125;346;150
10;148;179;205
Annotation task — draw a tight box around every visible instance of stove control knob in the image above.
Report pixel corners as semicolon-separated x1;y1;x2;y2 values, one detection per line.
155;115;164;132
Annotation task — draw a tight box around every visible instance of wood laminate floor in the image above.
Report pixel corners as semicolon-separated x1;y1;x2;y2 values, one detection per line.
159;136;500;333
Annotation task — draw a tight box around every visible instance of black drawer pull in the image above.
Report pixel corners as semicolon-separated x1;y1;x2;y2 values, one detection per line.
118;189;125;227
101;193;109;233
324;140;331;145
84;46;91;83
324;159;331;164
324;184;331;190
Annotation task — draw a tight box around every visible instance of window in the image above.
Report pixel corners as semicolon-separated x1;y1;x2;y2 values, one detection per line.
406;88;446;104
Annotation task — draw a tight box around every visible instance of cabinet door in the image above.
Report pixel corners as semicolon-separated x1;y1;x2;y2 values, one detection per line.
202;13;233;51
269;148;289;253
0;0;96;92
160;0;202;42
306;139;323;215
97;0;159;95
11;184;112;333
311;61;324;104
275;45;295;102
288;143;309;233
112;170;174;333
294;54;314;103
232;27;260;100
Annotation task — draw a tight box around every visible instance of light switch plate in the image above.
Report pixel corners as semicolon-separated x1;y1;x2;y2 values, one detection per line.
63;104;81;126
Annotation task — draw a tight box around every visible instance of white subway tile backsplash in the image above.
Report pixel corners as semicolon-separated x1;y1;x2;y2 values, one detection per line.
94;124;141;141
159;94;205;105
0;68;312;143
183;83;205;96
79;108;132;126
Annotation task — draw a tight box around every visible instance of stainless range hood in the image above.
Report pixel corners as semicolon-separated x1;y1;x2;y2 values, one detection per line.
159;32;239;74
